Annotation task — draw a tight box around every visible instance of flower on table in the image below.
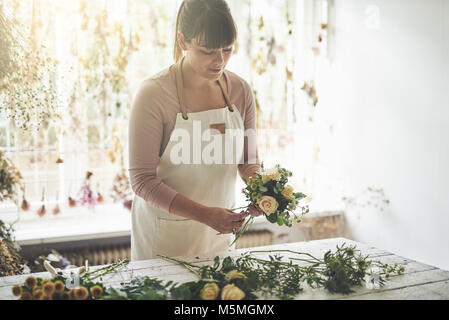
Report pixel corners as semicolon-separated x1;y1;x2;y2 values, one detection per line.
74;286;89;300
11;285;22;297
24;276;37;289
225;270;246;282
20;291;32;300
221;284;245;300
32;289;43;300
365;273;382;289
90;285;104;299
54;280;65;294
42;281;55;296
200;282;220;300
61;291;71;300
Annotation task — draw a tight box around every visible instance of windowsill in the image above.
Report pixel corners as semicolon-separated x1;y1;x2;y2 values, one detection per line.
2;203;132;246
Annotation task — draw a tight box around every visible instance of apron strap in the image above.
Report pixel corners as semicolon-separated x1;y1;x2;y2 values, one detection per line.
217;73;234;113
173;56;234;120
174;57;189;120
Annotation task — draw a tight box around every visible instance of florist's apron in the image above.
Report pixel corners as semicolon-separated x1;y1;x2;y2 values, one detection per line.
131;58;245;261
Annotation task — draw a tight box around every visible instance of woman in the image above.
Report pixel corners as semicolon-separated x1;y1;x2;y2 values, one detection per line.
128;0;262;261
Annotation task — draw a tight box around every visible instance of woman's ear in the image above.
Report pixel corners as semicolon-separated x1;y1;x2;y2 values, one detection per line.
177;32;188;51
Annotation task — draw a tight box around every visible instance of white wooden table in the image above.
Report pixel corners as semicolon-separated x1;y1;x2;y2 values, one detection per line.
1;238;448;300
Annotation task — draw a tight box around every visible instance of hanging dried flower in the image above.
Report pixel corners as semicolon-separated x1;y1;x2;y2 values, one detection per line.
110;168;133;204
52;204;60;215
37;205;46;218
0;2;60;131
21;198;30;211
68;196;77;208
123;199;132;211
77;171;97;209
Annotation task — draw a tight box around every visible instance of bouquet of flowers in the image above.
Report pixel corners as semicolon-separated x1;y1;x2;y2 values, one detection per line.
231;164;309;246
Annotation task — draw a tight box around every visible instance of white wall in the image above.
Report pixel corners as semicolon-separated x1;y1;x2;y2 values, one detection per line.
312;0;449;270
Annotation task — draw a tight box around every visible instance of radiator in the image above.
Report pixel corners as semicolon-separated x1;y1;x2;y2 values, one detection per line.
59;230;274;266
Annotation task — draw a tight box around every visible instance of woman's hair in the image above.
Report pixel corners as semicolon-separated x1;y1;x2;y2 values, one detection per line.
174;0;237;62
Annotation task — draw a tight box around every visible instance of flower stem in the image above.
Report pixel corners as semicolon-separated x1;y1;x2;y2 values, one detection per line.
231;205;249;211
157;254;202;279
229;215;254;247
247;249;322;262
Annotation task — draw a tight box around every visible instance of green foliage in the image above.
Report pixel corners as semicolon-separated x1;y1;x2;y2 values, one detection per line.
98;244;407;300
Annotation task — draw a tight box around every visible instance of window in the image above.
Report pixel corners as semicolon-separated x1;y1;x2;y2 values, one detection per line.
2;0;335;226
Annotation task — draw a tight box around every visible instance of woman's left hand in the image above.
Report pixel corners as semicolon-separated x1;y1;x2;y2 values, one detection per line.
248;203;264;217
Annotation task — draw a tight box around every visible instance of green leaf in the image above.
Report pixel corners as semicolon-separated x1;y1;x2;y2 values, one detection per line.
294;192;306;200
266;212;278;223
277;216;284;226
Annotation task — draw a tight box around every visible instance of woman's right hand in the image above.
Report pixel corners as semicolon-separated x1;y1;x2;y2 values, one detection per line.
204;207;248;234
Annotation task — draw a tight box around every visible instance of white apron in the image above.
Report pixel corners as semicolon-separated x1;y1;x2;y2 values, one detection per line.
131;58;245;261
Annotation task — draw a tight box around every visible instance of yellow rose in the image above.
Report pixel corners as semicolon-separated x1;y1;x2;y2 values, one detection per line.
200;283;220;300
257;196;279;216
225;270;246;282
221;284;245;300
281;185;295;200
261;168;281;184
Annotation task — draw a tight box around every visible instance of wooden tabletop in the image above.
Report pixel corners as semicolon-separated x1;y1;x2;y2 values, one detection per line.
1;237;448;300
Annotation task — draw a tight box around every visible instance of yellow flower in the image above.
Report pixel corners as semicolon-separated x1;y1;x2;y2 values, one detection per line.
61;291;71;300
24;276;37;289
20;291;32;300
42;281;55;296
74;286;89;300
69;288;76;300
32;286;41;294
257;196;279;216
281;185;295;200
199;283;219;300
261;168;281;184
225;270;246;282
32;289;43;300
12;285;22;297
90;285;103;299
40;294;53;300
41;279;51;286
221;284;245;300
54;280;65;294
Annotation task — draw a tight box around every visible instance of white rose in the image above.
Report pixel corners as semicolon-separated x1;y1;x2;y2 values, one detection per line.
200;283;219;300
257;196;279;216
221;284;245;300
261;168;281;184
225;270;246;282
281;185;295;200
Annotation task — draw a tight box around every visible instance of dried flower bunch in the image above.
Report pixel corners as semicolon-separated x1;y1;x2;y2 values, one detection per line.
0;150;24;203
0;1;60;131
12;259;129;300
0;220;27;277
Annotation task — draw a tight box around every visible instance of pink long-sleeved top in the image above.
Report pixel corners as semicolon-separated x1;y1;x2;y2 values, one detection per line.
128;66;261;214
